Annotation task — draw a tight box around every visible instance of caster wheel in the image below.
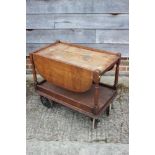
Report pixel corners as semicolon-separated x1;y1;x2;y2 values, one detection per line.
90;118;100;123
111;103;114;109
91;118;100;129
106;104;112;116
40;96;53;108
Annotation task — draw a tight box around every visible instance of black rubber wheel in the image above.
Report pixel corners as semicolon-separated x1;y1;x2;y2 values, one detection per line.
106;104;111;116
40;96;53;108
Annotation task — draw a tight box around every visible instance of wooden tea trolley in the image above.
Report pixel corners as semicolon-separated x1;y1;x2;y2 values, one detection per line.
30;40;121;129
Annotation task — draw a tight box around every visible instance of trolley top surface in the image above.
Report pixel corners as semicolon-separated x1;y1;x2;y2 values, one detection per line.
34;41;120;72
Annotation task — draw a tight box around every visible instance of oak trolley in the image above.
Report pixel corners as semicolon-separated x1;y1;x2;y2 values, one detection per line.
30;40;121;129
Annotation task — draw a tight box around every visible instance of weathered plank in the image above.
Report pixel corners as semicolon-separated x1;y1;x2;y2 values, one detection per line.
26;14;54;29
26;43;129;57
83;43;129;57
26;14;128;29
96;30;129;43
27;29;128;44
26;0;129;14
54;14;128;29
26;29;96;43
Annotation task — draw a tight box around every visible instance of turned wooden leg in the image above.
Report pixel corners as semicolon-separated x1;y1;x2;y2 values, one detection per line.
93;70;101;115
113;58;120;89
29;54;38;89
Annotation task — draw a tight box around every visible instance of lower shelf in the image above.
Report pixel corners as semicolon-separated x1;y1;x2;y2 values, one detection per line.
36;81;117;118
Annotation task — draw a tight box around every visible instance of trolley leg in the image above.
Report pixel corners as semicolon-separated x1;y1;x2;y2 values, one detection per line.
91;118;100;129
92;118;96;129
113;59;120;89
111;103;114;109
110;103;112;111
106;104;112;116
29;54;38;88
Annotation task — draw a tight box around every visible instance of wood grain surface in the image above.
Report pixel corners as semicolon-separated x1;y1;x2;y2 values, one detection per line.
27;14;128;29
26;29;129;44
26;0;128;58
27;0;128;14
32;41;120;92
27;43;129;57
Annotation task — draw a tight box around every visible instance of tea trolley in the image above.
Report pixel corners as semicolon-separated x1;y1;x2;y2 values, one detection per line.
30;40;121;129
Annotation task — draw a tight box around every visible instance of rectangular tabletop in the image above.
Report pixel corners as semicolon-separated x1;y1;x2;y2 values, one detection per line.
35;41;120;73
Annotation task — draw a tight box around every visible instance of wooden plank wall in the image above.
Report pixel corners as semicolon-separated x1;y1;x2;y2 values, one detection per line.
26;0;129;57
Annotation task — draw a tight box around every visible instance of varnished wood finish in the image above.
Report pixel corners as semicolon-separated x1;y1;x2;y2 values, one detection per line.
26;43;129;57
31;40;120;92
34;42;119;72
93;70;101;114
33;54;93;92
30;40;121;128
29;53;37;87
114;57;121;89
36;81;116;118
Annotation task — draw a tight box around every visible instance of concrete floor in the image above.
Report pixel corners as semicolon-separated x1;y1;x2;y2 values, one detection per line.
26;75;129;155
